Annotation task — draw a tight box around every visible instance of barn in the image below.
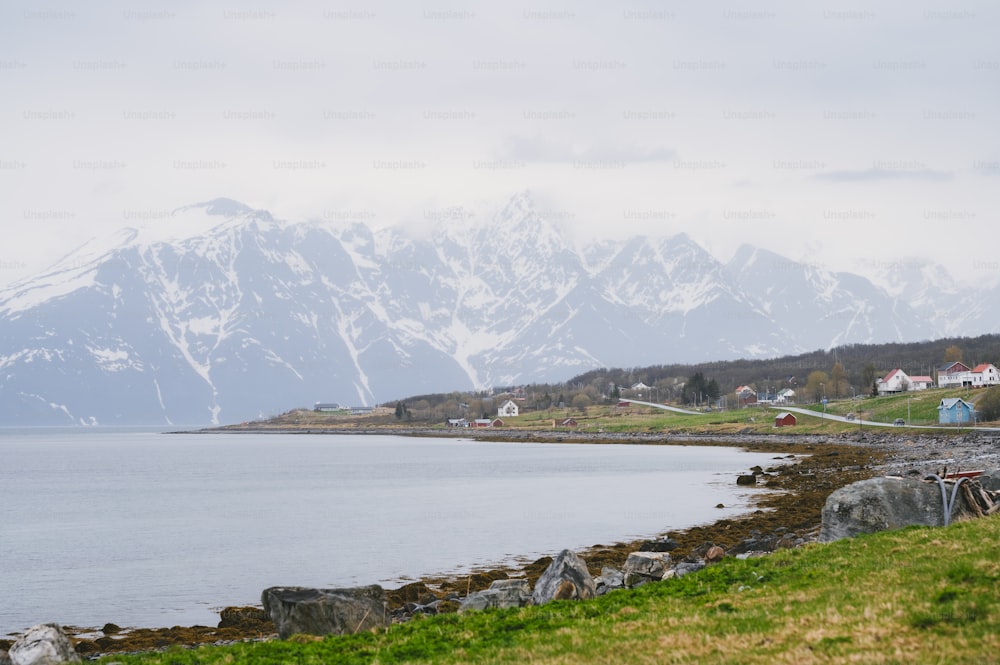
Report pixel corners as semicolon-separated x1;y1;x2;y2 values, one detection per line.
774;412;797;427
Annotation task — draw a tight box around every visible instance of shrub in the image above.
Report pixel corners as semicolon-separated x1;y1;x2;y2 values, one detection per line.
975;386;1000;422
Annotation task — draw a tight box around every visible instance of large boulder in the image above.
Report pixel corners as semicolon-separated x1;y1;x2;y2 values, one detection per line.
8;624;80;665
531;550;596;605
622;551;670;587
261;585;389;639
819;476;981;542
459;579;532;612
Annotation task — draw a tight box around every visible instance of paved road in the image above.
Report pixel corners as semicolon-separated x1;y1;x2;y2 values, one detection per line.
769;405;1000;431
621;399;703;415
619;399;1000;431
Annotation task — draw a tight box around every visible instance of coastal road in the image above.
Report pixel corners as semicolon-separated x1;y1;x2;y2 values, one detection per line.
622;399;703;415
769;405;1000;431
621;399;1000;431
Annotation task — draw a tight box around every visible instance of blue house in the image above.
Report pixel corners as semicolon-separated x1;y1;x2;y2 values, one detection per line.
938;398;976;424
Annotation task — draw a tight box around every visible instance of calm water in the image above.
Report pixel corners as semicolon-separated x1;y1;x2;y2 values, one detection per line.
0;429;784;636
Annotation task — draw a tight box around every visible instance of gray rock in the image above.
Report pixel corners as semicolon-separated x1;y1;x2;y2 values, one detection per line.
531;550;596;604
673;561;706;578
736;474;757;486
594;566;625;595
261;585;389;639
459;579;532;612
622;551;670;587
979;469;1000;492
8;624;80;665
819;476;980;542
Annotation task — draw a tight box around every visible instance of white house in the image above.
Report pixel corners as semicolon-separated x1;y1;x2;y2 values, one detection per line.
877;368;911;395
938;362;973;388
497;399;519;417
909;375;934;391
775;388;796;404
971;363;1000;387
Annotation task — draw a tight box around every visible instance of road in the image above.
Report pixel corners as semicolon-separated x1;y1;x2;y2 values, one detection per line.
621;399;703;415
769;405;1000;431
619;399;999;431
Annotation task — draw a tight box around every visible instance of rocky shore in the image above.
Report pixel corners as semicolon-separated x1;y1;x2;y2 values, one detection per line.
6;428;999;659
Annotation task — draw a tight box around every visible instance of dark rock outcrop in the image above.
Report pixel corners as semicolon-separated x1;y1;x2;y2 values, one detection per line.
8;624;80;665
639;536;679;552
531;550;596;605
261;585;389;639
218;606;271;631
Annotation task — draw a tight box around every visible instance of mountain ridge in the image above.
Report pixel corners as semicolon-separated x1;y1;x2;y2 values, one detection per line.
0;194;993;426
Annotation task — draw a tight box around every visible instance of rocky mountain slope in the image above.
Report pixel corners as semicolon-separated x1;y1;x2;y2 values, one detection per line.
0;194;989;426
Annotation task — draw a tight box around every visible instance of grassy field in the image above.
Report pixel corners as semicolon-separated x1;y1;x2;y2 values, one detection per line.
487;387;992;435
794;387;981;426
225;386;994;437
104;514;1000;665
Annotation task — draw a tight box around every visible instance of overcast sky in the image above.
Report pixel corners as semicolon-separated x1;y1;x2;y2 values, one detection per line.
2;0;998;288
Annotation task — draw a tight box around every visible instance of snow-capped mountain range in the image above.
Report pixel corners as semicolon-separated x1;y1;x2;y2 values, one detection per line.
1;194;995;426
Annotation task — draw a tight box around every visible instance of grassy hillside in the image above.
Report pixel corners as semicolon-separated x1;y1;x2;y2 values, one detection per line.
104;514;1000;664
229;385;996;435
797;387;983;426
472;386;991;433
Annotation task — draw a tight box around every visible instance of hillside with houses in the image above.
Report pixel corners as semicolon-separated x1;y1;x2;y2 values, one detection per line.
335;335;1000;429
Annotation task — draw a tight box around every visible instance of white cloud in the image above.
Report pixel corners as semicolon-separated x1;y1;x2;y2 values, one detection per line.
1;0;998;287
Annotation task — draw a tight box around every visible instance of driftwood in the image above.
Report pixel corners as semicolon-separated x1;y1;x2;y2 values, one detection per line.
952;478;998;519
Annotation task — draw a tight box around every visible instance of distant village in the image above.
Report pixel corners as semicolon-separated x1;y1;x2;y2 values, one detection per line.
313;361;1000;429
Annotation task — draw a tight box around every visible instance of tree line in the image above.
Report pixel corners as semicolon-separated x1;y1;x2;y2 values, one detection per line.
382;334;1000;421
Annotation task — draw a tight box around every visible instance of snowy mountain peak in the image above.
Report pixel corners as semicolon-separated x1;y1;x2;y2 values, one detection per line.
0;195;992;426
179;197;273;221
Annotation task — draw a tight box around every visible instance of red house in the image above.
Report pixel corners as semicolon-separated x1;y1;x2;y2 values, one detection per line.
774;412;797;427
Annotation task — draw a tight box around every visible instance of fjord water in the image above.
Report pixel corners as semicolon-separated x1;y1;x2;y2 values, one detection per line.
0;429;783;636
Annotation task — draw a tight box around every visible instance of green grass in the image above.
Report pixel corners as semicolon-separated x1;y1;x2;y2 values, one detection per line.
800;387;982;427
251;387;995;436
104;515;1000;664
457;387;995;435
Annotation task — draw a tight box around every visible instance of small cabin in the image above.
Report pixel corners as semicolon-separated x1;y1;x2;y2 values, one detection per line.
938;398;975;425
774;412;797;427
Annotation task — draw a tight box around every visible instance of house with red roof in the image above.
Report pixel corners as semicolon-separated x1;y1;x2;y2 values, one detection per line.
971;363;1000;387
876;368;911;395
909;375;934;391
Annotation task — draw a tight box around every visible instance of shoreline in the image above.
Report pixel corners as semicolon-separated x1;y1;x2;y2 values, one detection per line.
9;428;1000;657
